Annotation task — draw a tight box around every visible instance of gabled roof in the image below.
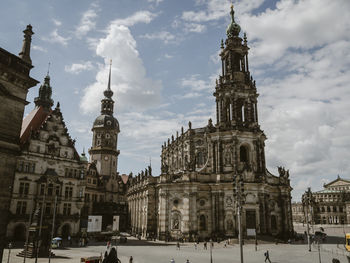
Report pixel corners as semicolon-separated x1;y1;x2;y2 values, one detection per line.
20;106;50;144
324;176;350;188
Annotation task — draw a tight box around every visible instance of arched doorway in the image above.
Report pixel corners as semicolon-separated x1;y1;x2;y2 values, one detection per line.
61;224;71;239
13;224;26;241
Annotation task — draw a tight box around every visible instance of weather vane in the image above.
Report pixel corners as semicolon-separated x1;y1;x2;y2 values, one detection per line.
47;62;51;75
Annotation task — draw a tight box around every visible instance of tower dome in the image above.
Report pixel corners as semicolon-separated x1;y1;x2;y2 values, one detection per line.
226;5;241;37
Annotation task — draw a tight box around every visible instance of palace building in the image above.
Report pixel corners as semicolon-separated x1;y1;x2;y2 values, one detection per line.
6;74;88;241
127;6;293;241
292;176;350;225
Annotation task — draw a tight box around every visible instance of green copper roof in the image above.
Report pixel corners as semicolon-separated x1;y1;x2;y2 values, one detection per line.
226;5;241;38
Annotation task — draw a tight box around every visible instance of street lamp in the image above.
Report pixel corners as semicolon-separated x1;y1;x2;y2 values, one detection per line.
233;174;245;263
7;242;12;263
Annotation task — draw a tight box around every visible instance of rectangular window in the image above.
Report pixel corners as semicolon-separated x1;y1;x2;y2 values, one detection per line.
63;203;71;215
18;161;23;172
19;182;29;196
56;186;60;196
40;184;45;195
31;163;35;173
64;187;73;199
16;201;27;214
24;163;29;173
45;202;51;215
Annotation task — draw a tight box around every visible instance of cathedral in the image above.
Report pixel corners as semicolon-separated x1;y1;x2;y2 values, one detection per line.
127;6;293;240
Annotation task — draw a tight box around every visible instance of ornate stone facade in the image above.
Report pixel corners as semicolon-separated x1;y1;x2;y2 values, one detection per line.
0;25;38;258
7;75;87;242
127;6;293;241
293;176;350;225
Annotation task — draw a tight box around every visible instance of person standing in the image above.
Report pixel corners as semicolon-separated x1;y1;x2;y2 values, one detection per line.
204;241;207;250
129;256;133;263
194;242;197;250
264;250;271;263
176;241;180;250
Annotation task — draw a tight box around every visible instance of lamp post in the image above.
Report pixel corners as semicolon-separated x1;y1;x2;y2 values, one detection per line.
233;174;245;263
7;242;12;263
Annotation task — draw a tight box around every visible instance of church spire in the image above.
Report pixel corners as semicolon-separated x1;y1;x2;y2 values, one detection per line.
103;59;113;99
100;60;114;115
34;71;54;111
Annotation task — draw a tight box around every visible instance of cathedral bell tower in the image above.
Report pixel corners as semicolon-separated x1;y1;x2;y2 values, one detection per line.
89;61;120;177
214;5;259;131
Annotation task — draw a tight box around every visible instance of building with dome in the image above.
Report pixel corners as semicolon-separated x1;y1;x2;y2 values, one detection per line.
82;62;128;232
127;6;293;241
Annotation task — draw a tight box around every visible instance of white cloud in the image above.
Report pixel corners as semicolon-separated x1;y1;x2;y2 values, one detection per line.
52;18;62;26
181;0;265;23
80;11;161;114
42;29;70;46
140;31;175;44
65;61;94;74
241;0;350;65
111;11;157;27
32;45;47;53
147;0;164;5
164;53;173;59
75;5;98;38
184;23;206;33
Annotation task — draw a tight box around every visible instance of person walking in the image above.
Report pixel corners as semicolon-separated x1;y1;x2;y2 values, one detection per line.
186;260;190;263
129;256;133;263
264;250;271;263
204;241;207;250
194;242;197;250
176;241;180;250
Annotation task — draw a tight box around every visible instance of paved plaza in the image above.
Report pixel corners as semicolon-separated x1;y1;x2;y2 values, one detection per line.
2;237;349;263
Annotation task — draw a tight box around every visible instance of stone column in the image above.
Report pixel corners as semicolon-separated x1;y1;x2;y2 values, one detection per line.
182;192;190;238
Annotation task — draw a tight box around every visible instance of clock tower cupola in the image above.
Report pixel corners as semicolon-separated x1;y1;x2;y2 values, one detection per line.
89;61;120;177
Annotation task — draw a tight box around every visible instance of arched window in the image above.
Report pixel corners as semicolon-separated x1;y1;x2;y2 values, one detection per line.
199;215;207;231
197;152;204;166
240;145;249;163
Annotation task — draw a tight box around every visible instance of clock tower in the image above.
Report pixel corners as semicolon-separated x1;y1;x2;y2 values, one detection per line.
89;61;120;177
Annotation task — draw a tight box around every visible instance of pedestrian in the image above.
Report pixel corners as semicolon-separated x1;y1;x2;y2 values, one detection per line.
176;241;180;250
129;256;133;263
68;235;72;246
224;241;227;248
204;241;207;250
170;258;175;263
194;243;197;250
186;260;190;263
264;250;271;263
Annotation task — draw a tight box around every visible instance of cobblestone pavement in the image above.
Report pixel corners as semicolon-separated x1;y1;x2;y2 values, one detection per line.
3;238;350;263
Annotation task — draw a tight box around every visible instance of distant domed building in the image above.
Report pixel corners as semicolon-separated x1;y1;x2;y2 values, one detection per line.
127;6;293;241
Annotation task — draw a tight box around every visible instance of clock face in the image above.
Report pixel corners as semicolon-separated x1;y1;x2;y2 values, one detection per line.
104;156;109;161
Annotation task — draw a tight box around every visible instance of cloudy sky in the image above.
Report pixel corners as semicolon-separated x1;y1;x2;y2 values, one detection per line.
1;0;349;200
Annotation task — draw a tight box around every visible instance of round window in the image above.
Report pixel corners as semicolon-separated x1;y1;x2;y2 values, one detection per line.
173;199;179;206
